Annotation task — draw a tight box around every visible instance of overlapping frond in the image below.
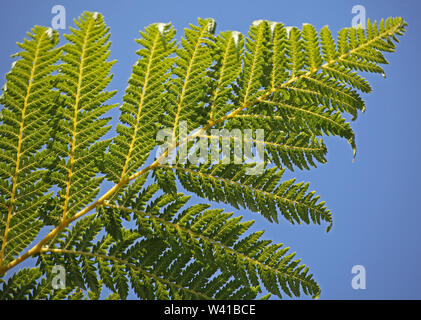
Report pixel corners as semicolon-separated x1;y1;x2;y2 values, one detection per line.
0;26;61;267
219;17;406;163
155;163;332;230
31;182;320;299
105;23;177;183
163;18;216;142
48;12;116;223
208;31;244;122
223;115;328;170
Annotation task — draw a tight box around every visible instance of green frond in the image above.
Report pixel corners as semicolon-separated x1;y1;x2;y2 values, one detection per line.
285;26;304;78
1;266;85;300
0;26;61;268
268;22;289;91
302;23;323;71
281;74;365;120
208;30;244;122
163;18;216;142
0;267;42;299
49;11;117;222
156;163;332;230
223;115;328;170
219;16;406;153
105;22;177;183
250;100;357;155
0;13;407;300
235;20;270;105
117;189;321;299
34;185;321;299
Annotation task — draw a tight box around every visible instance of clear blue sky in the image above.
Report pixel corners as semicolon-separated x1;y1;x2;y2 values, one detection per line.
1;0;420;299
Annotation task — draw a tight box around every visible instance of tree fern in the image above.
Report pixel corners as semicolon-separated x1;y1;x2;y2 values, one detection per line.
0;12;407;300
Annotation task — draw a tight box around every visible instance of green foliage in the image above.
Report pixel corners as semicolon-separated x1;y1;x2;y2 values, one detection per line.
0;26;61;266
163;18;216;135
158;163;332;229
0;12;407;300
105;22;176;182
48;12;117;223
34;184;320;299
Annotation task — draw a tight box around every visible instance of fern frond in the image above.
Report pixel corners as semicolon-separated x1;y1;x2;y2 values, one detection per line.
0;14;407;300
0;267;41;299
110;200;321;299
156;163;332;230
0;265;100;300
267;22;289;91
216;18;406;161
208;30;244;122
235;20;270;106
163;18;216;143
222;115;328;170
0;26;61;267
36;185;321;299
50;12;116;222
196;131;327;171
105;23;176;183
246;101;357;155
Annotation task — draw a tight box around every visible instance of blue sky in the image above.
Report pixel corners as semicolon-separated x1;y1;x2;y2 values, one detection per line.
0;0;420;299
